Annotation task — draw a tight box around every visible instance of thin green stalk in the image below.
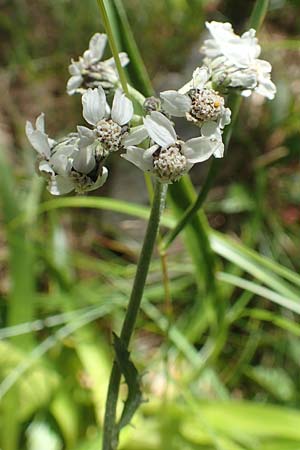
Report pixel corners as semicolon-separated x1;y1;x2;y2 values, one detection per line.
161;0;269;250
249;0;269;29
110;0;154;96
96;0;129;95
102;182;167;450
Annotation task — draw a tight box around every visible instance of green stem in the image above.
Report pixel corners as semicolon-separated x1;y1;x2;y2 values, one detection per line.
111;0;154;96
162;0;269;250
249;0;269;29
102;182;167;450
96;0;129;95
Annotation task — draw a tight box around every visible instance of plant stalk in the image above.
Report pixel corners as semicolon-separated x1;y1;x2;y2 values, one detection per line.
96;0;129;95
102;182;167;450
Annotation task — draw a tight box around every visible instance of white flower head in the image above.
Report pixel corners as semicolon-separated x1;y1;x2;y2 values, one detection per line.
202;21;276;100
26;114;108;195
67;33;129;95
159;67;231;160
160;66;231;133
122;111;222;183
81;86;134;156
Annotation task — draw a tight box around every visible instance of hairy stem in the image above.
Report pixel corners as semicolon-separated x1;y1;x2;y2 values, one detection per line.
102;182;167;450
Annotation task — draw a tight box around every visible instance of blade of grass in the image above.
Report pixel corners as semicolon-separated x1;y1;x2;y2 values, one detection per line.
212;234;300;300
217;272;300;314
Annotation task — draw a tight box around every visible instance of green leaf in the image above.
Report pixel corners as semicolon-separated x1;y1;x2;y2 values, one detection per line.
113;334;143;433
217;272;300;314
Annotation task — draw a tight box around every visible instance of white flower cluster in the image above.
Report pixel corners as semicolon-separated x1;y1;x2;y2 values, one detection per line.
201;21;276;99
26;87;133;195
26;23;276;193
67;33;129;95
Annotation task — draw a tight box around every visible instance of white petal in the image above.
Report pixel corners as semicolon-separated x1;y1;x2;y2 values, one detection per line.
241;29;261;59
38;160;54;175
230;70;257;89
88;33;107;62
86;167;108;192
50;145;75;176
105;52;130;69
73;146;96;174
67;75;83;94
111;89;134;125
256;59;272;74
122;146;153;172
143;144;159;163
256;77;276;100
68;61;81;76
206;21;235;41
183;137;216;163
218;108;231;128
26;126;51;157
143;111;176;147
48;175;75;196
204;21;259;68
201;121;221;139
179;66;210;94
82;87;106;126
213;141;224;158
192;66;210;89
77;126;96;148
160;90;191;117
25;120;34;136
35;113;45;132
69;58;84;73
122;125;148;146
241;89;252;97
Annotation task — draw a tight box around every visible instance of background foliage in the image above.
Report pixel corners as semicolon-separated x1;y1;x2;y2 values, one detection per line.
1;0;300;449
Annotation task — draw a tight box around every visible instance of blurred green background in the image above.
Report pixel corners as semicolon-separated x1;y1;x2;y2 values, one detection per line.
1;0;300;449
